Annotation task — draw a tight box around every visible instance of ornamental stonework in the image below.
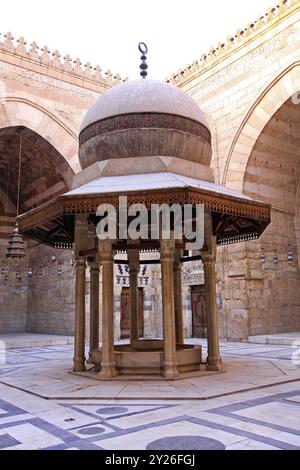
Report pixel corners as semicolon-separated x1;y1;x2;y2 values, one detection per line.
79;113;211;145
189;25;298;100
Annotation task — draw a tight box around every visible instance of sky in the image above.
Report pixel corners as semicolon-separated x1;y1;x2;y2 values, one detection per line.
1;0;275;80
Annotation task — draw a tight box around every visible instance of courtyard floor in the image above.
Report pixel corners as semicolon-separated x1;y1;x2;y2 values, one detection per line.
0;338;300;450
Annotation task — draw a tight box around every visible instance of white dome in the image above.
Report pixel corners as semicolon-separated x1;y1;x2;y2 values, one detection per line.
80;79;208;132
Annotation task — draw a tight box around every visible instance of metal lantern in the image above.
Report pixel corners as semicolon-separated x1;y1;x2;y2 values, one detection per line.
1;265;7;275
288;250;294;265
6;131;25;259
260;247;266;264
6;222;25;259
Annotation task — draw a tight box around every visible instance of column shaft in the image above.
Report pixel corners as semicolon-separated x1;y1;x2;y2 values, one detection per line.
89;260;100;352
129;249;140;346
73;257;87;372
99;240;117;378
174;250;184;344
202;252;222;371
161;239;179;380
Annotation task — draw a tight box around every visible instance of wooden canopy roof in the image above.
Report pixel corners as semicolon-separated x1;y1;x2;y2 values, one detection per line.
18;172;271;250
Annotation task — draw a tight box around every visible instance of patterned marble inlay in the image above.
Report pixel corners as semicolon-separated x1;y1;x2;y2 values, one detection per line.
147;436;225;450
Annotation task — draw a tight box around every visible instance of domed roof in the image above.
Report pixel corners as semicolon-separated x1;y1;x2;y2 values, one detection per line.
80;79;208;132
78;78;211;171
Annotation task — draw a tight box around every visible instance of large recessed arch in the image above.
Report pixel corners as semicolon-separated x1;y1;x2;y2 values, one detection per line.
227;79;300;336
0;126;75;214
223;62;300;191
0;97;80;173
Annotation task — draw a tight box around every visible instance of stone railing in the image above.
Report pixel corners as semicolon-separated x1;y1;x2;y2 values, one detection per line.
167;0;299;86
0;32;127;89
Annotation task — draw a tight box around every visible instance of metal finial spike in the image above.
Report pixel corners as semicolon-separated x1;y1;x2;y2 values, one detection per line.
138;42;148;79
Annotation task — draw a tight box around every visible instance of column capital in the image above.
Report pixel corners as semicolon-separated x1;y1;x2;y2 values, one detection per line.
201;233;217;261
160;238;175;261
201;252;216;264
99;239;114;262
75;257;87;270
87;257;100;272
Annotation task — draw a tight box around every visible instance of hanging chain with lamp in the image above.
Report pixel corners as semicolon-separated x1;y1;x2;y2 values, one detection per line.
6;129;25;259
260;247;266;264
273;249;279;265
288;245;294;265
1;128;70;279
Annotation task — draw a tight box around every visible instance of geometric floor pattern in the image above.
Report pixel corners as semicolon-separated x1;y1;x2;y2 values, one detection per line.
0;341;300;450
0;387;300;450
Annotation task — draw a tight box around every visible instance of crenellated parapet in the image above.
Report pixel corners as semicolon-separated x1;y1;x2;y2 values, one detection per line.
0;32;127;90
167;0;299;86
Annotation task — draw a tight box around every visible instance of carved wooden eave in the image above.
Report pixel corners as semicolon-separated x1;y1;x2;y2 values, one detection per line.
18;180;271;249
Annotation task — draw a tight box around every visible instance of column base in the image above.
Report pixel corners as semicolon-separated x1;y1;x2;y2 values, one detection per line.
73;357;87;372
206;358;223;372
163;363;179;380
99;362;118;379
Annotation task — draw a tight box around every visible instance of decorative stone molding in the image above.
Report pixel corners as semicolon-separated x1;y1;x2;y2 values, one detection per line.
0;31;127;90
79;112;211;146
166;0;299;86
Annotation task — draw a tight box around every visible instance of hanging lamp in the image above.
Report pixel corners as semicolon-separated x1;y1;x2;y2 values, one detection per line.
6;129;25;259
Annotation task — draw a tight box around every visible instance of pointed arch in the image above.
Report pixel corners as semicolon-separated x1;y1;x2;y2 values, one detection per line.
223;62;300;191
0;96;80;173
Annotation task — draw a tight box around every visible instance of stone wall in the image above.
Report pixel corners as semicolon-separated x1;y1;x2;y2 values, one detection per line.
0;239;29;333
26;244;76;335
0;32;121;336
176;1;300;339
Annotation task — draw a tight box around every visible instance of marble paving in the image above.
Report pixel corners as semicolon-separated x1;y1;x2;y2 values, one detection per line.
0;340;299;400
0;341;299;450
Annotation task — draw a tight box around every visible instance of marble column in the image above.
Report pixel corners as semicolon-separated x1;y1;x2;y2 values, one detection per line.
73;257;87;372
201;240;222;372
161;239;179;380
128;249;140;346
88;258;100;352
99;239;117;378
174;248;184;344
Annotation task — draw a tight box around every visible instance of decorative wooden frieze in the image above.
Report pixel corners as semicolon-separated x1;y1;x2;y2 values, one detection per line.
18;186;271;244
